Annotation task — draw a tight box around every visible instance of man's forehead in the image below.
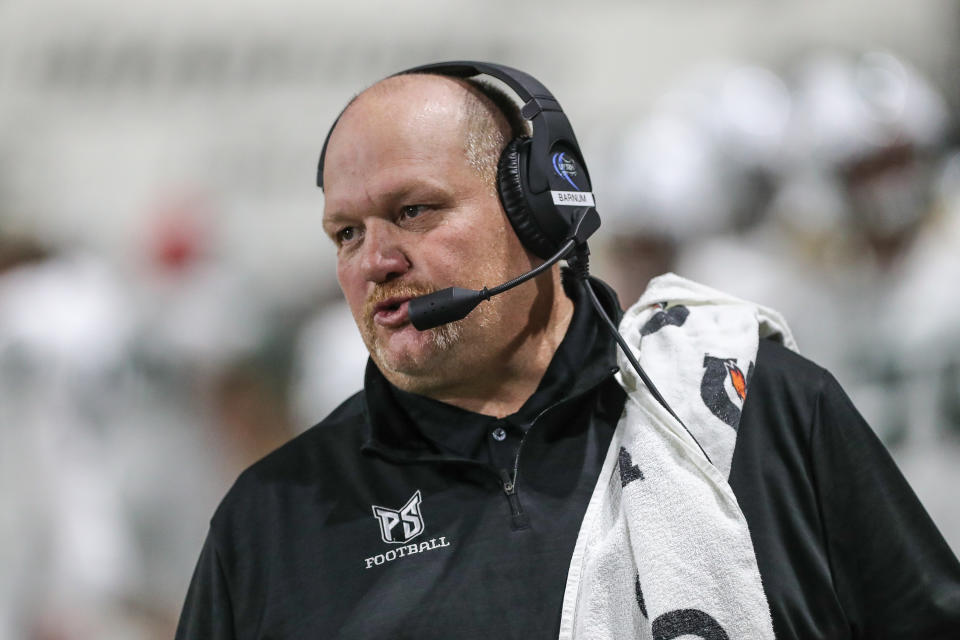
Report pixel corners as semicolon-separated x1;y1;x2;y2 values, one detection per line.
321;75;475;203
340;74;471;130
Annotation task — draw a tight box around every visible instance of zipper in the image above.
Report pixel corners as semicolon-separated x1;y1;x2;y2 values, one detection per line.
507;394;576;493
499;468;529;530
498;375;617;531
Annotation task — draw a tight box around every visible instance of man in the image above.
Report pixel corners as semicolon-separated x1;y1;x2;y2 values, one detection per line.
177;66;960;638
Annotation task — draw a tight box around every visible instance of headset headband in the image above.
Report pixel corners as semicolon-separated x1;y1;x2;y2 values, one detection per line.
316;61;580;193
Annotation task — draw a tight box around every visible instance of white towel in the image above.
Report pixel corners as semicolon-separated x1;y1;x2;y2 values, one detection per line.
559;273;796;640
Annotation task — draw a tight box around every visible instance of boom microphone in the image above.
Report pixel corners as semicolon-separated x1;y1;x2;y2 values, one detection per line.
408;208;599;331
409;239;573;330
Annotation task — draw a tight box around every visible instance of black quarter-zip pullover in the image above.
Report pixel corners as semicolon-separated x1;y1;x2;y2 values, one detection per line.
177;276;960;639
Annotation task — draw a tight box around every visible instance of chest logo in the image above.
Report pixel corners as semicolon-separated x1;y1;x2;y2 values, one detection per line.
371;490;425;544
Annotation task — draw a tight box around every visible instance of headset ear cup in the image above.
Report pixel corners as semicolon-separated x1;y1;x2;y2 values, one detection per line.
497;138;559;260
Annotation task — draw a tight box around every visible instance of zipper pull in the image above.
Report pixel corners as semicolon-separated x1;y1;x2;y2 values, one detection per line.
499;468;515;494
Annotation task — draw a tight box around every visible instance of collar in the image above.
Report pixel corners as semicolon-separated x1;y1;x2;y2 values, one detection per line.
361;273;622;463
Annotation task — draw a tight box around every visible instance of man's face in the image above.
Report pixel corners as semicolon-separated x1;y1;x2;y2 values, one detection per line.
321;77;537;390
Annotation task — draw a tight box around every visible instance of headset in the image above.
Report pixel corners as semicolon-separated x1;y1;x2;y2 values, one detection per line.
316;61;711;462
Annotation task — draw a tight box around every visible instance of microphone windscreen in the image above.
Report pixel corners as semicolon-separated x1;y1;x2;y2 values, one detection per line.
409;287;484;330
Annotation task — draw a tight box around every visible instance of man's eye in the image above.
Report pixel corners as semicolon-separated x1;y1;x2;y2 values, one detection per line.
399;205;427;220
336;226;357;245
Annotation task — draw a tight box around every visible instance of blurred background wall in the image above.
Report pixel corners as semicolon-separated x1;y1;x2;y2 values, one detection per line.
1;0;959;637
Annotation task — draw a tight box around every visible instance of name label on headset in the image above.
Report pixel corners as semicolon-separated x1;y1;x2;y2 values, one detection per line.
550;191;595;207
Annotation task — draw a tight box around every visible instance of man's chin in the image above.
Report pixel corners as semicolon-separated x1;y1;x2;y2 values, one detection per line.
370;324;461;378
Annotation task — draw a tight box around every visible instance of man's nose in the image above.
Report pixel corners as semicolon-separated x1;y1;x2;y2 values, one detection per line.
359;220;411;283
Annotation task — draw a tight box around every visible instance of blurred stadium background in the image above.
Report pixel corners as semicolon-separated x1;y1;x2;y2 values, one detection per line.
2;0;959;637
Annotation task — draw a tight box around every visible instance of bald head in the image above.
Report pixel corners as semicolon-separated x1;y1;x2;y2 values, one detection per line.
324;73;524;192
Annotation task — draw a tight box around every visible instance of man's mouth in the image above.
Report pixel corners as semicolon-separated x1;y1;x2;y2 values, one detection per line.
372;297;412;328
